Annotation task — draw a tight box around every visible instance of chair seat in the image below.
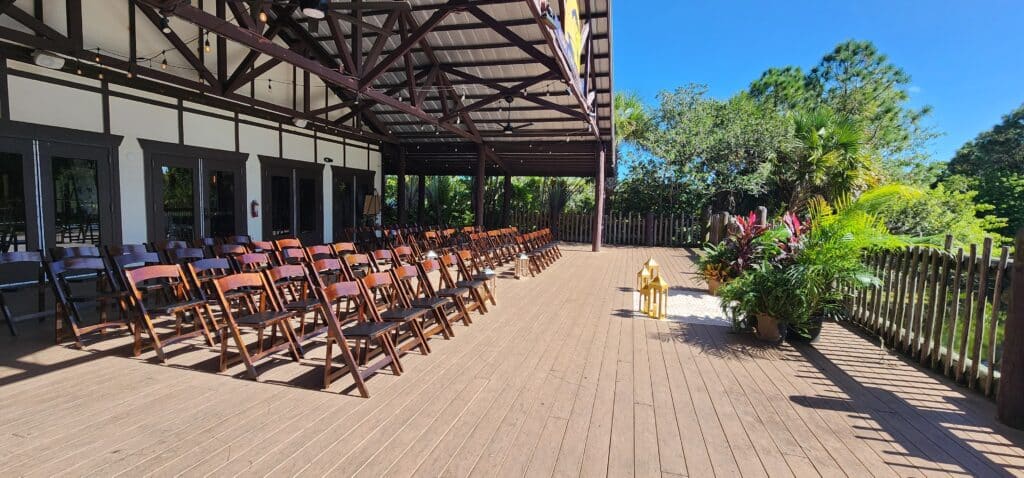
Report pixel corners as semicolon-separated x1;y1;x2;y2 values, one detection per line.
342;321;398;338
152;298;207;315
381;308;429;321
284;298;321;312
456;280;485;289
69;290;130;303
410;297;450;308
234;310;295;326
436;287;469;297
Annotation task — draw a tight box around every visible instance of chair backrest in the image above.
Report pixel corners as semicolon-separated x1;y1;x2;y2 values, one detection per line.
306;245;334;261
275;238;303;251
47;257;117;306
311;258;345;287
278;247;308;265
317;280;378;332
264;264;314;309
371;249;394;269
197;237;218;248
186;257;233;300
105;244;149;257
110;252;162;289
249;240;274;252
332;242;357;257
51;245;102;260
223;235;251;245
235;252;272;272
167;247;206;264
214;243;247;257
123;264;192;304
342;253;374;279
212;272;278;320
391;245;415;265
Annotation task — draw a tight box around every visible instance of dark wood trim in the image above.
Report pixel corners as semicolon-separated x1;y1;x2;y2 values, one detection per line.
137;138;248;163
176;99;184;144
2;62;381;154
101;79;110;134
140;139;249;241
258;155;326;172
0;51;8;119
259;155;324;242
0;119;124;245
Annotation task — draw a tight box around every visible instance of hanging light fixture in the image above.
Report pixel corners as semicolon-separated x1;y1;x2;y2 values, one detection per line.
300;0;327;19
204;34;211;53
160;53;168;70
159;15;172;34
258;9;268;23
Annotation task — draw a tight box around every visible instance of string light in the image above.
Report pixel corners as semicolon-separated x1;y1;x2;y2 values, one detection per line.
204;34;211;53
258;10;269;23
94;48;101;63
160;52;168;70
268;78;272;91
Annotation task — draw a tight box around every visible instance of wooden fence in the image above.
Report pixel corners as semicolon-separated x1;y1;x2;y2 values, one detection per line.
847;235;1015;397
508;211;702;247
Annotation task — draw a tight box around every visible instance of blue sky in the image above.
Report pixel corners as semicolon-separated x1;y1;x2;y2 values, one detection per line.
612;0;1024;162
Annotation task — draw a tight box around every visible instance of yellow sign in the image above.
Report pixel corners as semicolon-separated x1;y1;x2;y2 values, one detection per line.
563;0;583;73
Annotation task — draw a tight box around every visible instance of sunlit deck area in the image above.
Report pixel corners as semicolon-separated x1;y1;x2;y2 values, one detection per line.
2;243;1022;477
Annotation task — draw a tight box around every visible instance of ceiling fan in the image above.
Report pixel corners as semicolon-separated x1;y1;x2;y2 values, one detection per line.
499;96;534;134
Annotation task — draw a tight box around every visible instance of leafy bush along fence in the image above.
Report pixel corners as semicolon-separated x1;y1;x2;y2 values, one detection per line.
847;235;1014;397
509;211;703;246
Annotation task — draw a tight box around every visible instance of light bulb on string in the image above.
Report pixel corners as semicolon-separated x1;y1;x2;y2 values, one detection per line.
268;78;272;91
160;54;168;70
258;10;268;23
94;48;101;63
204;34;211;53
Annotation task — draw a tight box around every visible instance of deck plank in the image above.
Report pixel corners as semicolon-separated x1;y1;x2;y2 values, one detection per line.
1;244;1022;478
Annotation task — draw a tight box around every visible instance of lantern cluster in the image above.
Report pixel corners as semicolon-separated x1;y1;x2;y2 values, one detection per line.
636;258;669;320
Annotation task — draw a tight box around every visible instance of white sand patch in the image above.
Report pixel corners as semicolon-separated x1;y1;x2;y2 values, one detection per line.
630;288;732;327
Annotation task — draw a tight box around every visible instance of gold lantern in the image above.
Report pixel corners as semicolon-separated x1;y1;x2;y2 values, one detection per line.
643;258;660;279
637;265;651;292
515;253;530;279
649;276;669;320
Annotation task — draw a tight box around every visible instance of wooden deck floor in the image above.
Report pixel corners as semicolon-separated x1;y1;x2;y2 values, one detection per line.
2;243;1023;477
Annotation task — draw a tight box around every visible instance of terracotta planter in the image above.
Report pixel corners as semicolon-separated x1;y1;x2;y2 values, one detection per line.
754;312;783;342
707;278;722;296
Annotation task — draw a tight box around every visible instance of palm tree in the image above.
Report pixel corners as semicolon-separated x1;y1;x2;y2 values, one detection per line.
780;108;878;211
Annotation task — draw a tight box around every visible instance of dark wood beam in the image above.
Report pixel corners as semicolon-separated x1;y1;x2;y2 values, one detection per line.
144;1;478;142
361;9;399;72
466;6;555;70
436;73;556;123
223;19;287;92
358;6;451;89
326;12;356;73
137;3;220;91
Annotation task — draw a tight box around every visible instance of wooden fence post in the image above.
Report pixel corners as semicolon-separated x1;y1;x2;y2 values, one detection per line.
998;229;1024;428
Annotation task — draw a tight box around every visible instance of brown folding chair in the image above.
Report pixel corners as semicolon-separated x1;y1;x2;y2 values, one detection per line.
342;253;376;279
457;250;496;306
0;251;52;335
279;248;309;266
310;258;346;288
264;264;327;344
391;265;456;339
361;272;430;356
417;258;475;326
123;264;216;361
391;245;417;266
370;249;397;272
212;272;302;380
105;244;150;258
47;257;132;348
317;281;402;396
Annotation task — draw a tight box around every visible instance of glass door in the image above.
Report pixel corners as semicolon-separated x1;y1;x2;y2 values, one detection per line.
145;147;247;243
149;155;198;242
332;167;355;242
261;158;323;244
0;138;36;253
204;159;245;239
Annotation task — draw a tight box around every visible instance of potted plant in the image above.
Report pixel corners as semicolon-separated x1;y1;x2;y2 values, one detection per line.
696;242;734;295
718;203;901;343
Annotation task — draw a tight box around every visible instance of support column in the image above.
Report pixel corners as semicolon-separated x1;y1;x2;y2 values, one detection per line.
417;174;426;225
396;148;407;225
501;175;512;226
592;145;605;252
475;149;485;227
999;229;1024;428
